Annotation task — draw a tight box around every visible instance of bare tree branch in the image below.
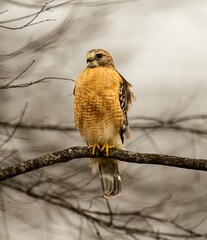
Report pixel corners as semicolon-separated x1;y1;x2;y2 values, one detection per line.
0;10;8;15
0;1;55;30
5;59;36;86
2;180;207;239
0;146;207;182
0;103;28;148
0;77;74;89
0;121;75;131
0;0;140;25
0;114;206;135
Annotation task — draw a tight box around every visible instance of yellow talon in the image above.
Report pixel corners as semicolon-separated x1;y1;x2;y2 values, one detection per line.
100;144;114;157
88;144;100;155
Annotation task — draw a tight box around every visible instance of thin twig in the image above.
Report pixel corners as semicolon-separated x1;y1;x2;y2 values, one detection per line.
3;182;199;239
5;60;36;86
0;1;54;30
0;0;140;25
0;119;206;136
0;77;75;89
0;10;8;15
0;103;28;148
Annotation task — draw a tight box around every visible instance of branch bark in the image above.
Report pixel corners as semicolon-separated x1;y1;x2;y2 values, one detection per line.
0;146;207;181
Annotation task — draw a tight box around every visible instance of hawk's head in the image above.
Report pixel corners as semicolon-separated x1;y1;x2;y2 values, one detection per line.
86;49;115;68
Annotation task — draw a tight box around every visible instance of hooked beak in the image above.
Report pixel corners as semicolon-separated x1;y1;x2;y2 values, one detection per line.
87;53;93;63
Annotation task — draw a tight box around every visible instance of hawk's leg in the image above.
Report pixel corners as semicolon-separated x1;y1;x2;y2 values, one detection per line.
100;144;115;157
88;144;100;155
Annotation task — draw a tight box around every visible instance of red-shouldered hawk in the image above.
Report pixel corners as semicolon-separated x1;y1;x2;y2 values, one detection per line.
74;49;134;198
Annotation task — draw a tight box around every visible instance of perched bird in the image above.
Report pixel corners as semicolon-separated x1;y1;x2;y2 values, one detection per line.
74;49;134;198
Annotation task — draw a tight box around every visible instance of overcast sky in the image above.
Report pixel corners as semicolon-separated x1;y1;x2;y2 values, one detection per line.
71;0;207;118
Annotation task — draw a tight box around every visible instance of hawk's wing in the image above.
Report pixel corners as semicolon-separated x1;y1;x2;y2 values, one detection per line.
117;71;135;143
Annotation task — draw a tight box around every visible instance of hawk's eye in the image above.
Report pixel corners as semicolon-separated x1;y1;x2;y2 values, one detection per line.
96;53;103;59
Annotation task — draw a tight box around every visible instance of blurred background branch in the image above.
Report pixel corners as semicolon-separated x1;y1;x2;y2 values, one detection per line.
1;114;207;134
0;1;56;30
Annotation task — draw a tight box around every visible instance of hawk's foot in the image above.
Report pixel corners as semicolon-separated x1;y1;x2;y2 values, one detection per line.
100;144;114;157
88;144;100;155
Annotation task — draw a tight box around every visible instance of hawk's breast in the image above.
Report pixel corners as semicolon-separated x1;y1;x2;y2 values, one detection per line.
74;67;124;144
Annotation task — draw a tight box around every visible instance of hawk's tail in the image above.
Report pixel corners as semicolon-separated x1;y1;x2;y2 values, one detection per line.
98;160;122;198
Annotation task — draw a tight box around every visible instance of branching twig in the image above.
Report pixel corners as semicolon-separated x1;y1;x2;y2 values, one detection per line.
0;0;140;25
0;1;55;30
3;181;202;239
0;103;28;148
0;77;75;89
0;114;207;135
5;60;36;86
0;146;207;182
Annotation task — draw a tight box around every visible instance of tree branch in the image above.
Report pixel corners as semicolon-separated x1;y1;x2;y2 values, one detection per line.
0;1;55;30
1;146;207;182
1;114;207;136
0;77;75;90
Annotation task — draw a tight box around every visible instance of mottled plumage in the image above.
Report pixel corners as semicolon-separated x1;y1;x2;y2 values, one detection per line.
74;49;134;197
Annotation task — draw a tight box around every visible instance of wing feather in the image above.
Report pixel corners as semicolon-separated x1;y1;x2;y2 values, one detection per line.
117;71;135;143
